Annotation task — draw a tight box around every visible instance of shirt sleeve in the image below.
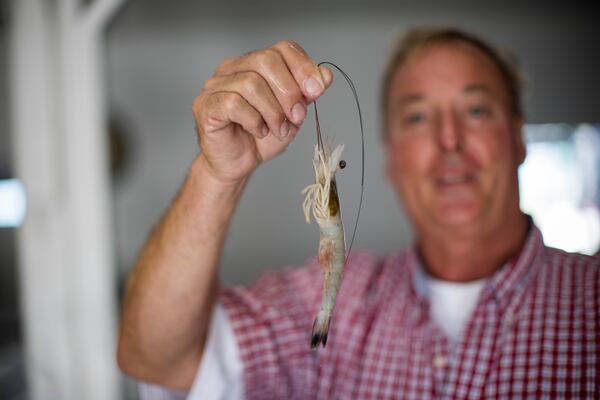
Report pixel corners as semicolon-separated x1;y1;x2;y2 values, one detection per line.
138;303;244;400
218;262;324;399
138;383;187;400
140;252;377;400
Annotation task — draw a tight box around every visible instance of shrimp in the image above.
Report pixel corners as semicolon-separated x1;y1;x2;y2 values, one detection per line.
301;61;364;348
302;142;346;348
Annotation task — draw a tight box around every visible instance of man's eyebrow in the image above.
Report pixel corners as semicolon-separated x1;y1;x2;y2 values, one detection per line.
463;84;492;94
393;94;424;107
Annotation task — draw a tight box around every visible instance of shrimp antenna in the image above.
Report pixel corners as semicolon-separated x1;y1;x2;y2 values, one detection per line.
313;61;365;263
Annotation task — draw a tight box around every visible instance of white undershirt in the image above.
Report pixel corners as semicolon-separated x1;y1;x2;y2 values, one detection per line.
188;303;244;399
424;274;487;341
138;304;244;400
139;276;487;400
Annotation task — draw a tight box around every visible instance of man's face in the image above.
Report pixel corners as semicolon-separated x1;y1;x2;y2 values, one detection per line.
385;42;525;238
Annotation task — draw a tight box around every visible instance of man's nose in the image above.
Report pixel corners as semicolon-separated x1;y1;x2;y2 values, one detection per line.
436;110;463;152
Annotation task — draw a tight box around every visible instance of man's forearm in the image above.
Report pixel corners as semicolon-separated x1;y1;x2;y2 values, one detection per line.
117;155;247;389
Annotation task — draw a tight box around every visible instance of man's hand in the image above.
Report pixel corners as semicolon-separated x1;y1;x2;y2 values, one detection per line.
193;40;333;184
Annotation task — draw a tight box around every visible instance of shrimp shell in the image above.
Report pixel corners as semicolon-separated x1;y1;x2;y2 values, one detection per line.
302;143;346;348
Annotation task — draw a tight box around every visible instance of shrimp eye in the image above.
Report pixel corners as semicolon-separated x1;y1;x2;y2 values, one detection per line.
339;160;346;169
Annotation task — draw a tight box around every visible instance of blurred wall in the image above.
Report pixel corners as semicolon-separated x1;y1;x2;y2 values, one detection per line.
106;0;600;286
0;8;8;179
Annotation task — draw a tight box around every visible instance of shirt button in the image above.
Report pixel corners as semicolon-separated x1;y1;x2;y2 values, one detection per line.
433;354;448;368
505;312;518;326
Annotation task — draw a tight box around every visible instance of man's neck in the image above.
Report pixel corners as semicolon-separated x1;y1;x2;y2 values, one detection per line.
417;212;529;282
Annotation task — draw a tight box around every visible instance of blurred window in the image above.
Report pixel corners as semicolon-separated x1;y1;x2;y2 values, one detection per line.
0;179;26;228
519;123;600;255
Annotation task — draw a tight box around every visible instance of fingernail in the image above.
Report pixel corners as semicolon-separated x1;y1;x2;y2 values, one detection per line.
304;77;323;97
291;102;306;124
280;120;290;138
319;65;332;86
262;125;269;137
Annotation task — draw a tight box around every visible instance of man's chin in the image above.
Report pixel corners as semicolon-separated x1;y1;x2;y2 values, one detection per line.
433;203;482;230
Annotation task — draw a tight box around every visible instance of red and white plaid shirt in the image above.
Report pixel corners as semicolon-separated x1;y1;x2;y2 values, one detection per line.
218;226;599;399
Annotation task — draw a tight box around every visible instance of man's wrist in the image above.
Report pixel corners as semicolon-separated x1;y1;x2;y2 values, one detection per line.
190;155;249;203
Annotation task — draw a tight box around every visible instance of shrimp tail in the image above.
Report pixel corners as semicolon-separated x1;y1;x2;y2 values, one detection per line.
310;309;331;348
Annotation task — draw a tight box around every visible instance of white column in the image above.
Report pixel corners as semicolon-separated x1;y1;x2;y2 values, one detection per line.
8;0;124;399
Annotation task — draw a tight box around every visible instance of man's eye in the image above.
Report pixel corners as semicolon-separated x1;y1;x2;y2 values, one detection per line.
406;113;425;124
468;105;489;117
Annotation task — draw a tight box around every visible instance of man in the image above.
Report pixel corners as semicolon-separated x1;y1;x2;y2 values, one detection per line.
117;28;599;398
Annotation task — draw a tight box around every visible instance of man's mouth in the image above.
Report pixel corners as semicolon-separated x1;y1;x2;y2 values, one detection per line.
435;172;476;187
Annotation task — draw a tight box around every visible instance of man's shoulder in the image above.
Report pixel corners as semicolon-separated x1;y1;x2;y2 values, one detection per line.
256;248;407;284
340;249;410;292
541;244;600;270
226;249;411;307
537;244;600;293
219;249;411;333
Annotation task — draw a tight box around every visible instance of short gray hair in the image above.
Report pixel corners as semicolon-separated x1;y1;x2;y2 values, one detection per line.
381;27;524;138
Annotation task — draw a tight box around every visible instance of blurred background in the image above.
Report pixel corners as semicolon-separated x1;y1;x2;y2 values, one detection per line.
1;0;599;398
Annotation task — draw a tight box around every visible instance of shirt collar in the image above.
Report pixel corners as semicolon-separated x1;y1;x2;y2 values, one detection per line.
407;222;545;310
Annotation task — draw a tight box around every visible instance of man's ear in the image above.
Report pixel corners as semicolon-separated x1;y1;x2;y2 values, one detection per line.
513;116;526;166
